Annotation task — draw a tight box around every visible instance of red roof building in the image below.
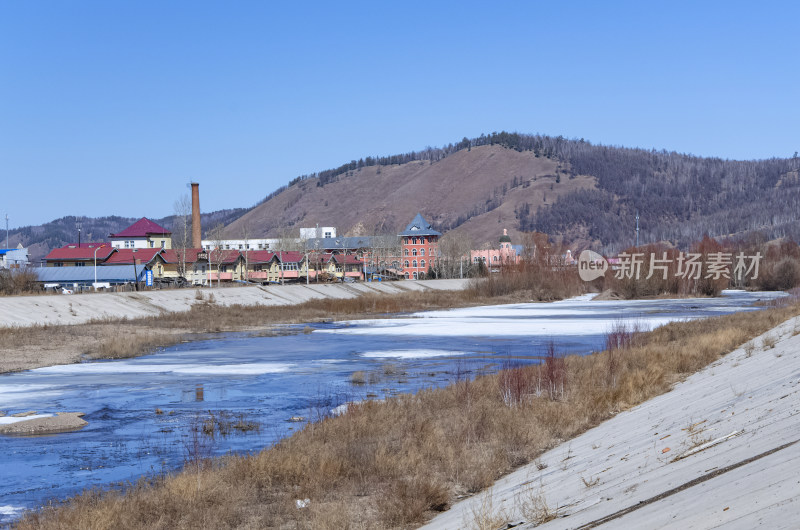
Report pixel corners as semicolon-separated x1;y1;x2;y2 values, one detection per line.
45;244;115;267
109;218;173;250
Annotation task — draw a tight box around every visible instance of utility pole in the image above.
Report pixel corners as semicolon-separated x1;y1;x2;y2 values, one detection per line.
5;214;8;249
635;210;640;248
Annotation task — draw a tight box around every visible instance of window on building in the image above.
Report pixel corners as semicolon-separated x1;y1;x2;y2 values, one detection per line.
238;244;243;249
473;257;480;264
75;262;85;267
412;249;417;256
161;241;165;249
419;237;425;244
420;259;426;268
404;249;409;256
413;272;418;279
150;241;154;248
54;262;63;267
493;256;498;262
220;265;228;273
412;260;417;268
420;248;425;256
412;237;417;244
404;260;409;267
324;231;332;238
258;244;263;249
405;272;410;279
130;240;135;248
124;241;129;249
225;245;230;250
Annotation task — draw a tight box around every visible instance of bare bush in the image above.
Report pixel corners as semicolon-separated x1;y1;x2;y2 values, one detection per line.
0;269;39;296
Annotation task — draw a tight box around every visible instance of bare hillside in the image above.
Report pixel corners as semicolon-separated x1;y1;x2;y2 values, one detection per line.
225;145;595;248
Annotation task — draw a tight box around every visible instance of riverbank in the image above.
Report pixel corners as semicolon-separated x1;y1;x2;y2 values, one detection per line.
0;279;477;374
13;296;800;529
0;279;470;328
423;308;800;529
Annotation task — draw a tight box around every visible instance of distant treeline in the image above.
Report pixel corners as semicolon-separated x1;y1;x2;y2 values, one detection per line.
268;131;800;251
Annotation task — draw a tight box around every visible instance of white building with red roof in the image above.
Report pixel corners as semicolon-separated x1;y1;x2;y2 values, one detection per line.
109;218;172;250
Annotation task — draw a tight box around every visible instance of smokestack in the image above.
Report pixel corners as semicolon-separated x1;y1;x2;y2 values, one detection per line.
191;182;201;249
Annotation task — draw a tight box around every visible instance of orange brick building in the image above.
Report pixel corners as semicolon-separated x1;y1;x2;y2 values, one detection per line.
399;213;441;279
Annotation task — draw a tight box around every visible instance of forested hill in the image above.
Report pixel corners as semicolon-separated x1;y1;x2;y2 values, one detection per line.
227;132;800;252
7;208;247;264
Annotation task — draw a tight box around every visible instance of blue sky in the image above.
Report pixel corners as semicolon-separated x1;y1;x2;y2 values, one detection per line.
2;1;799;228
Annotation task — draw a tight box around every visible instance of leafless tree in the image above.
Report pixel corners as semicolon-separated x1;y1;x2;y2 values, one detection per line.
241;223;251;282
436;232;475;278
208;223;226;288
172;194;192;279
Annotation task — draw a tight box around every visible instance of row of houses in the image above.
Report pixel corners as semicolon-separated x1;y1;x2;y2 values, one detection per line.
40;213;527;287
43;244;369;287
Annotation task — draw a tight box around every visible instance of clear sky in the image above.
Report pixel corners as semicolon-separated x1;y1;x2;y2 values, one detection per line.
2;1;799;228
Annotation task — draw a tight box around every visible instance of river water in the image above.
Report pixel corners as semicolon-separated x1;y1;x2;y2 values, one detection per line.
0;290;784;522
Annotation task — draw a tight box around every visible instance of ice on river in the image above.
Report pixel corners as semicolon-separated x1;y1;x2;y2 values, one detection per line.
360;349;467;359
33;361;295;376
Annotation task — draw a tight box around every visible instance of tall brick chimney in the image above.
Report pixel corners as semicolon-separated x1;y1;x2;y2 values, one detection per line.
191;182;201;249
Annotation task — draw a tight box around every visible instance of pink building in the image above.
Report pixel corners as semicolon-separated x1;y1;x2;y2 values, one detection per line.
470;229;522;271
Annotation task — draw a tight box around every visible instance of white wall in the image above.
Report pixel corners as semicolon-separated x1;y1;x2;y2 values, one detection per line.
110;238;149;249
200;238;280;251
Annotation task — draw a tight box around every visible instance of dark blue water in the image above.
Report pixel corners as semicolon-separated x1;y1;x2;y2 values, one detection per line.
0;290;784;522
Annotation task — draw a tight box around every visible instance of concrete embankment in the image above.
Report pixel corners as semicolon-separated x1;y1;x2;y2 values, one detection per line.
0;279;471;328
421;315;800;529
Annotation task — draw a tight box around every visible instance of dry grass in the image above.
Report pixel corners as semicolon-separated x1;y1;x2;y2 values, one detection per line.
15;298;800;529
516;484;560;525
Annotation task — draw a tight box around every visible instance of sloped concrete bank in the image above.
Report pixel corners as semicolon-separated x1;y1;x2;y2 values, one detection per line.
421;316;800;529
0;279;471;328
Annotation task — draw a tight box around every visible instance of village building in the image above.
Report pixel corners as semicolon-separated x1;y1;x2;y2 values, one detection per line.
399;213;441;279
470;229;523;271
109;218;172;249
44;242;115;267
0;245;30;269
36;265;147;291
154;248;212;286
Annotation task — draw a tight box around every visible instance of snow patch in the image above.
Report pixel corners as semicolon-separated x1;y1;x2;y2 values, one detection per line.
0;414;54;425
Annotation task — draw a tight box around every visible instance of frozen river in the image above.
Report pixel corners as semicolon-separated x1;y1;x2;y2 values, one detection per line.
0;290;785;522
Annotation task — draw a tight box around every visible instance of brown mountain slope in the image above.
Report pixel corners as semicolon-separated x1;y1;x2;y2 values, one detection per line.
225;145;596;248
